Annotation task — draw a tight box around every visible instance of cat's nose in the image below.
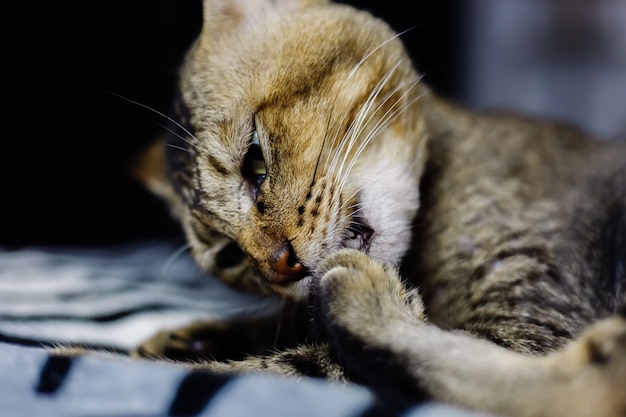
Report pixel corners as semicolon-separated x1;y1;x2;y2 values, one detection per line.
271;243;307;284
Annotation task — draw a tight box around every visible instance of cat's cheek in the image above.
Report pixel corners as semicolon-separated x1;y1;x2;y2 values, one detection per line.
356;156;420;264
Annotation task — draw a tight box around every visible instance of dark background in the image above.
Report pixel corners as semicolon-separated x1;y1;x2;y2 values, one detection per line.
5;1;625;248
5;0;466;247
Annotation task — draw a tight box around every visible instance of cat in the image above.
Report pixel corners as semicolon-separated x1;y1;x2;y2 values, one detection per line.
131;0;626;416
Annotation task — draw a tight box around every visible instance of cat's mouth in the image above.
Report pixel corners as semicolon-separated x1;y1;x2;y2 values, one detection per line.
341;216;374;252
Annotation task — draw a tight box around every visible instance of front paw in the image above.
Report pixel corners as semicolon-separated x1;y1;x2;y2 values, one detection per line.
132;321;226;362
132;312;287;363
314;249;425;337
315;248;377;279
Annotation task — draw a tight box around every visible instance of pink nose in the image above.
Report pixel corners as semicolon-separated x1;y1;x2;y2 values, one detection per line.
271;245;306;284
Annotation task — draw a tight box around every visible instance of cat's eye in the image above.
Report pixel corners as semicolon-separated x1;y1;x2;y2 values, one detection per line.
242;130;267;196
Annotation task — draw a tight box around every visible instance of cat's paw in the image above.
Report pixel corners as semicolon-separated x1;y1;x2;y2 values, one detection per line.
581;314;626;369
132;324;210;362
547;314;626;416
314;249;425;338
312;249;426;386
132;320;250;362
132;315;283;363
563;313;626;374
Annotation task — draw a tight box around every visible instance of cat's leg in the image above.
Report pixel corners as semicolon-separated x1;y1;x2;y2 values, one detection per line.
315;249;626;417
133;316;276;362
188;343;346;381
133;300;309;362
51;342;346;380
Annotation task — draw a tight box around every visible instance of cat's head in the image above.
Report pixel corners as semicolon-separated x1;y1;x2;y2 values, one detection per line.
139;0;429;299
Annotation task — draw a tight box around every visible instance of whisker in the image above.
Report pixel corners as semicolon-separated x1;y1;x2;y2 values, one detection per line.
363;81;426;150
356;76;424;162
154;121;196;151
343;205;372;218
334;63;407;193
321;29;414;192
165;143;191;153
273;298;287;347
159;243;192;280
340;175;381;211
321;101;356;184
334;75;426;218
341;76;424;190
104;89;200;150
348;27;416;79
328;61;402;192
311;79;344;190
339;82;409;191
316;54;376;190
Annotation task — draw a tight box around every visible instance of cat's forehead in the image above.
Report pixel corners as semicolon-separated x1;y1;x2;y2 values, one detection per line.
199;5;407;87
184;3;416;135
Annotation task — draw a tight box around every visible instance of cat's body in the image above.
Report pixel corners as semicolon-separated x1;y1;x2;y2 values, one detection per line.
412;104;626;354
131;0;626;416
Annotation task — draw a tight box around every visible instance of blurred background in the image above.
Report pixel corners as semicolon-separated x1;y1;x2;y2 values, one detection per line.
5;0;626;248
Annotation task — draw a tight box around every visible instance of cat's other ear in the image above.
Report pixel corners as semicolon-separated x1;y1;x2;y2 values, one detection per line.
132;139;181;217
201;0;329;37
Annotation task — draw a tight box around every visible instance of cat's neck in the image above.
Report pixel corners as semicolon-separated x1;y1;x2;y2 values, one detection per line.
422;92;474;141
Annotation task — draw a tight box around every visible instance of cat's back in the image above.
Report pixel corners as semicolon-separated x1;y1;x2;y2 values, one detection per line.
419;100;626;245
410;98;626;351
426;100;625;200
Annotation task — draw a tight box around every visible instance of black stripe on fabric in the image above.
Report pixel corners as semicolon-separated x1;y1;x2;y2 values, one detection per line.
0;304;182;323
168;371;230;417
0;331;50;348
35;355;74;394
0;332;128;355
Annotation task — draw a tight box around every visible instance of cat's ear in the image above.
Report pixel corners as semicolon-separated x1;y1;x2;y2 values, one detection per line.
201;0;329;37
132;139;181;216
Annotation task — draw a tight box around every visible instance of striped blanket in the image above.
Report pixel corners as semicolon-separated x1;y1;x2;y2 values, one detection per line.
0;243;486;417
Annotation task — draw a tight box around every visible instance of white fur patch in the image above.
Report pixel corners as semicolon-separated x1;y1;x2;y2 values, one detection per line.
351;141;422;264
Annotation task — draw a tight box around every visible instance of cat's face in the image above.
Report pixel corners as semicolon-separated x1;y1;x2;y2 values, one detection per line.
155;0;428;299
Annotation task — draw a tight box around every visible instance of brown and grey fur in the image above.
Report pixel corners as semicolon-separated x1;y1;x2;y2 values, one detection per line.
130;0;626;416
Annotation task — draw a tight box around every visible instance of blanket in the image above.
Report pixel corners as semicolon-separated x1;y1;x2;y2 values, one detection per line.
0;243;489;416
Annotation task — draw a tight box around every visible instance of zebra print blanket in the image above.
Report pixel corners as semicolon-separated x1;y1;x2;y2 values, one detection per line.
0;243;485;417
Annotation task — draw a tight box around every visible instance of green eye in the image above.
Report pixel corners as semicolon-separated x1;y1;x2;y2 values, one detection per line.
243;130;267;192
249;158;267;176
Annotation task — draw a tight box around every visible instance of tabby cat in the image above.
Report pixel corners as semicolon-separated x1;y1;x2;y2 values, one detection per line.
132;0;626;416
